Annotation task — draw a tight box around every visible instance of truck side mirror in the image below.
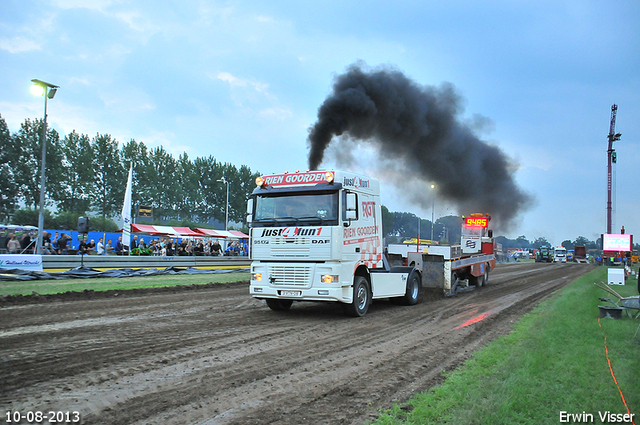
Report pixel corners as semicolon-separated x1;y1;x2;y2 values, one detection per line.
246;198;253;224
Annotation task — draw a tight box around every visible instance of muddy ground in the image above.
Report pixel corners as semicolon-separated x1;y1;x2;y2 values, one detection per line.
0;262;593;425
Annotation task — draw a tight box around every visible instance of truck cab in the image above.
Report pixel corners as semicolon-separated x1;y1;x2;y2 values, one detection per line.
247;170;419;317
554;247;567;262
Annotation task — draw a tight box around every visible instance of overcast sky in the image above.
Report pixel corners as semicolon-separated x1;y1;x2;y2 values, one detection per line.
1;0;638;246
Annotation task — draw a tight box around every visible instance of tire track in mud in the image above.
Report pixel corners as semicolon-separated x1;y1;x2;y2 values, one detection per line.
230;264;591;425
0;263;593;425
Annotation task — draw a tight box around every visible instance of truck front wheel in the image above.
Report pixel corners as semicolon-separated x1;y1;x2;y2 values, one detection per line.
266;298;293;311
344;276;371;317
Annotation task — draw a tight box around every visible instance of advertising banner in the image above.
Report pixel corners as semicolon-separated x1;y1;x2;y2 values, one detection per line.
0;254;43;272
138;205;153;217
602;233;631;252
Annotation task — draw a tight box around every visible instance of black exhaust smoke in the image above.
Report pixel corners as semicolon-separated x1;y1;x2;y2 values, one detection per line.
307;63;532;231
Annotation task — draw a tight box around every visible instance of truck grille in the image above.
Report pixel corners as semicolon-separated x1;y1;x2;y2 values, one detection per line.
252;237;332;260
271;238;310;258
268;265;312;287
271;246;311;258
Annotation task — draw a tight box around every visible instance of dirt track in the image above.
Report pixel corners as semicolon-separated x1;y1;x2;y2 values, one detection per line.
0;262;593;425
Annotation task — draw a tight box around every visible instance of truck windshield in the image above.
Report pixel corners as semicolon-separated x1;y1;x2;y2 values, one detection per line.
253;192;339;226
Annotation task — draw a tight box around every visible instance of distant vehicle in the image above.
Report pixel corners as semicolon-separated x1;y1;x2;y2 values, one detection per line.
631;249;639;264
510;249;531;260
535;246;553;263
566;250;574;262
554;247;567;263
574;245;588;263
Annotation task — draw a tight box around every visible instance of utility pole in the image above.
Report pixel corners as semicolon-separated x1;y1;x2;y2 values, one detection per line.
606;104;621;234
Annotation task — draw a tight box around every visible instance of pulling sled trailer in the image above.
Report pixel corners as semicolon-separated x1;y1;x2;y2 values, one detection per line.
390;214;496;296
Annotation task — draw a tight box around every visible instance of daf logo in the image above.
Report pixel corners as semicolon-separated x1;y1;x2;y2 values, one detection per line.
312;239;331;244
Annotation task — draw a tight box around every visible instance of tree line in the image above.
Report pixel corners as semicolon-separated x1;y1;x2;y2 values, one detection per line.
0;113;470;238
0;114;260;229
496;234;640;252
4;113;632;249
381;208;463;243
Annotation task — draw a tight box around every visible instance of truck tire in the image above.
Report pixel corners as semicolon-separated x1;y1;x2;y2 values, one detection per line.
344;276;371;317
484;264;490;284
472;273;484;288
401;270;422;305
266;298;293;311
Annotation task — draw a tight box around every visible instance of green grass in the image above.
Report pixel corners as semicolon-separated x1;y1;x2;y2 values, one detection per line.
0;272;250;296
374;267;640;424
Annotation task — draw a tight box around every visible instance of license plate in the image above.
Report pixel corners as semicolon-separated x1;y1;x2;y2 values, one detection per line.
281;290;302;297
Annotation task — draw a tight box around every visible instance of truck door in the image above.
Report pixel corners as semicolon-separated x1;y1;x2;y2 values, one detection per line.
342;191;382;268
358;193;382;270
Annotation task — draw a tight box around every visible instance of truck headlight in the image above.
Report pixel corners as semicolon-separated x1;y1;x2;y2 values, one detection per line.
321;274;339;283
252;272;262;281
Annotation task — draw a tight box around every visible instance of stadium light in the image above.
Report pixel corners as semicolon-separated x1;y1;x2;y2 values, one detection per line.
31;79;59;255
430;184;435;241
217;177;230;231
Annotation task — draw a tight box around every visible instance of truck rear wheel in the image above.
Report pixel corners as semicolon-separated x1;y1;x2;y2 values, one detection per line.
344;276;371;317
266;298;293;311
399;270;421;305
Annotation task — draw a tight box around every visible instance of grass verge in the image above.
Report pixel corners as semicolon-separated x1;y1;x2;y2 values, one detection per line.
374;267;640;425
0;272;250;296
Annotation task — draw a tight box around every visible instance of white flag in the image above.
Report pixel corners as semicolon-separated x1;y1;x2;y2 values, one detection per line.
122;164;133;248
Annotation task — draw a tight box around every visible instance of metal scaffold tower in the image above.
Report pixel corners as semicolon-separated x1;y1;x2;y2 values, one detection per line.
606;104;621;234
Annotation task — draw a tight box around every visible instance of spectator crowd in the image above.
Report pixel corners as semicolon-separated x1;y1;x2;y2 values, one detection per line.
1;231;248;257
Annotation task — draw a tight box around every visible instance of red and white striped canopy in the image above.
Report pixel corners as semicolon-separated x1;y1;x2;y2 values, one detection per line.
195;228;249;239
130;224;202;237
124;224;249;239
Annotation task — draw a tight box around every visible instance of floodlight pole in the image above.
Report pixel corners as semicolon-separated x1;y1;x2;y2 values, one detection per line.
218;177;229;230
606;104;621;235
430;184;435;242
31;79;58;255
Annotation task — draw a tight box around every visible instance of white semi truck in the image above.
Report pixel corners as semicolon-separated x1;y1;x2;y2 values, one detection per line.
247;170;495;317
554;246;567;262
